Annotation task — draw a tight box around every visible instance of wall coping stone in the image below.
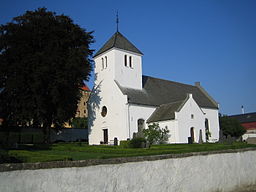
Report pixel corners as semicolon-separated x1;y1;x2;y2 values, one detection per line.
1;147;256;172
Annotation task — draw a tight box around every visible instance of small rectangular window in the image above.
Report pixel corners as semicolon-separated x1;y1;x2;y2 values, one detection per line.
105;56;107;68
129;56;132;68
101;58;104;70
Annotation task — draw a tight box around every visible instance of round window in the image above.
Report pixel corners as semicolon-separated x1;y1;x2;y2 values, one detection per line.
101;106;107;117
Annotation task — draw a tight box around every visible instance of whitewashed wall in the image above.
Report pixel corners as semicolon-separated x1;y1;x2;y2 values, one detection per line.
114;48;142;90
88;48;143;144
176;95;206;143
128;104;156;138
157;120;179;143
1;150;256;192
202;108;220;142
88;80;128;144
89;50;129;144
242;133;256;140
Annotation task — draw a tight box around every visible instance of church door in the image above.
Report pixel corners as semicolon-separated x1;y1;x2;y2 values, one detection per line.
103;129;108;144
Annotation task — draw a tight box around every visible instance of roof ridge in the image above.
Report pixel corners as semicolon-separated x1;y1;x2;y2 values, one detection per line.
143;75;195;88
112;31;118;47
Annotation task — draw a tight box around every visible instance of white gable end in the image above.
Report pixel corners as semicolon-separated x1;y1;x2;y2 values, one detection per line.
175;94;206;143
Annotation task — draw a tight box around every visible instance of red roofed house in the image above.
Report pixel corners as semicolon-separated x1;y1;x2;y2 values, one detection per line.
64;84;90;128
229;112;256;141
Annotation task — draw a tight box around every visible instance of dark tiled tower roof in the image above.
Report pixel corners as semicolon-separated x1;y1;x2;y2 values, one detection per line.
94;32;143;58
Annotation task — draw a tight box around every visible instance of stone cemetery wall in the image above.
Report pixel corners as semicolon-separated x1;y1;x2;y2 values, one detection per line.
0;148;256;192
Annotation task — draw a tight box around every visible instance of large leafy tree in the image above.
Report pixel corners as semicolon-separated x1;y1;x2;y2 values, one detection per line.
0;8;94;142
219;115;246;138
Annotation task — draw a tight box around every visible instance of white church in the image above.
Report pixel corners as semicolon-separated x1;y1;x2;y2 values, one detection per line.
88;31;219;145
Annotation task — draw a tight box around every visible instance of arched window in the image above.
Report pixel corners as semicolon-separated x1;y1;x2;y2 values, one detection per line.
101;106;107;117
137;119;145;133
129;56;132;68
105;56;107;68
124;55;127;67
205;118;210;141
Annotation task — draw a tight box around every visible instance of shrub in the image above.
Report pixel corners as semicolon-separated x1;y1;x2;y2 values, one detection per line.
119;140;131;148
0;150;22;163
219;115;246;138
143;123;170;147
71;117;88;129
129;137;146;148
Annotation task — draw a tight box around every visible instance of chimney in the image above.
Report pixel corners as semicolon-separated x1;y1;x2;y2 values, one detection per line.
195;82;200;87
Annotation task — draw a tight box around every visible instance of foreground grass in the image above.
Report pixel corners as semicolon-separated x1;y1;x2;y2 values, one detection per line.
1;142;256;164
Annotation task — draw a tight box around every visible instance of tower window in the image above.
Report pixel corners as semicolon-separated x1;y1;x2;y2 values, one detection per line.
191;114;194;119
101;58;104;70
129;56;132;68
105;56;107;68
124;55;127;67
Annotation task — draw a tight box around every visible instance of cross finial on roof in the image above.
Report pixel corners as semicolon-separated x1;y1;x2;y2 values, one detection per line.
116;10;119;32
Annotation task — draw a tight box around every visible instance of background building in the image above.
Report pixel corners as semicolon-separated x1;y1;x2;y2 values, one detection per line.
76;85;91;118
229;112;256;141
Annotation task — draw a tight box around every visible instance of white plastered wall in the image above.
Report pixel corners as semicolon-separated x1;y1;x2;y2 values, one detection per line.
243;133;256;141
176;95;206;143
114;49;142;90
89;47;144;144
88;81;128;144
201;108;220;142
89;49;131;144
2;151;256;192
128;104;156;139
157;120;179;143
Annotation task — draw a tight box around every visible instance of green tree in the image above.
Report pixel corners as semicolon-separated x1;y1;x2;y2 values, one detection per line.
71;117;88;129
0;8;94;143
219;115;246;138
143;123;169;147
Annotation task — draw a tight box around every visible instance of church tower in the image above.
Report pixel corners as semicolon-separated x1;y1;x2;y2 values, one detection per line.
93;31;143;90
89;31;143;145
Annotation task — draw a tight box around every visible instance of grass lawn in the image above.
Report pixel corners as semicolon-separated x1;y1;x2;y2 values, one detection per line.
1;142;256;164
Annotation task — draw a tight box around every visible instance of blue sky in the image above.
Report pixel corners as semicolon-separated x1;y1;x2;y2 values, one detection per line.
1;0;255;115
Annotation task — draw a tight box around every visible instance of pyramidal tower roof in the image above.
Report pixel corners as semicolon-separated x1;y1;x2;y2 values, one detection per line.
94;32;143;58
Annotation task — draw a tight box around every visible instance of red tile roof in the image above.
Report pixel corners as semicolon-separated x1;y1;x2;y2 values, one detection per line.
80;84;90;92
241;122;256;130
